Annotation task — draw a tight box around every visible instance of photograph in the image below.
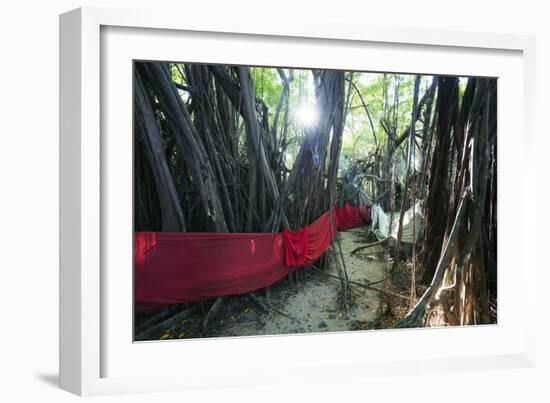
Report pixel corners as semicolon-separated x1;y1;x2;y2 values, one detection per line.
133;61;497;341
0;0;544;399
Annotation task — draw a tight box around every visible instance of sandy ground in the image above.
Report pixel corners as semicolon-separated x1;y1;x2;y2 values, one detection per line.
148;227;389;340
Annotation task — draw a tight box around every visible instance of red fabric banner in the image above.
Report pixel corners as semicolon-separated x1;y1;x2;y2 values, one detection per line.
135;205;370;306
283;211;337;267
334;203;371;229
135;231;289;305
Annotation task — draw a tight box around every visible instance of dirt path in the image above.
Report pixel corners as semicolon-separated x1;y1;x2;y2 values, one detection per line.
200;227;388;338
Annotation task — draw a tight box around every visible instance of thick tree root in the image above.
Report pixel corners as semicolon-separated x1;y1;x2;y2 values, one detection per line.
135;304;200;340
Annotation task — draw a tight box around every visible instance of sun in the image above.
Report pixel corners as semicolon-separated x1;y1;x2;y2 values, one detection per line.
296;103;318;128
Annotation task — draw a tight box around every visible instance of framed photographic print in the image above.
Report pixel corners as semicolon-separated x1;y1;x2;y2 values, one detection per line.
60;6;537;396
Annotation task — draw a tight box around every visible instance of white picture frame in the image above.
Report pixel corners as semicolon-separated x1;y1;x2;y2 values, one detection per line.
59;6;537;396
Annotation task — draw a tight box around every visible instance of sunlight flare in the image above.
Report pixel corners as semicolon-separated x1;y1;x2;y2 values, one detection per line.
296;103;318;128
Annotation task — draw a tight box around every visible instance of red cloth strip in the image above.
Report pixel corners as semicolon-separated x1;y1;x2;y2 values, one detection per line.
135;205;370;306
334;203;371;229
135;231;289;305
283;210;337;267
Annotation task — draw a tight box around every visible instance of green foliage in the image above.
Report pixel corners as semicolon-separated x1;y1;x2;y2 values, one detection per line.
251;67;283;106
